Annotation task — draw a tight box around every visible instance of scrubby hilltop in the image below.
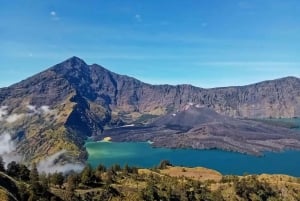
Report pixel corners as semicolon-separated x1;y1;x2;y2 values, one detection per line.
1;161;300;201
0;56;300;163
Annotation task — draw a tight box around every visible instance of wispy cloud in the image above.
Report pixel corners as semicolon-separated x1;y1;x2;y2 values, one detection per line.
50;11;60;21
195;61;300;66
238;1;254;9
135;14;142;22
201;22;208;27
0;133;16;155
27;104;55;115
50;11;56;16
6;113;24;123
0;104;55;123
37;150;84;174
0;106;8;121
0;132;22;165
193;61;300;74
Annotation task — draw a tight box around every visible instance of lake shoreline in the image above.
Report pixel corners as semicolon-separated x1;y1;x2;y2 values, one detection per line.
86;141;300;177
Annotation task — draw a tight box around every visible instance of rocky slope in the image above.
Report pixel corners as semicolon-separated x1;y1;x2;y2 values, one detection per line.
0;56;300;163
100;105;300;155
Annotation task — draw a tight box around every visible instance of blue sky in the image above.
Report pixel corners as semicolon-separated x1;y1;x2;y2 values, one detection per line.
0;0;300;88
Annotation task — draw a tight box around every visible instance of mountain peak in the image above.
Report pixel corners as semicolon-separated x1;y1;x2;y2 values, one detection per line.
50;56;89;75
63;56;87;66
68;56;85;61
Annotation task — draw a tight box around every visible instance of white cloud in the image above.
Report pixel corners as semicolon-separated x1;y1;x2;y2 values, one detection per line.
27;104;54;115
50;11;60;21
0;106;8;121
27;104;37;113
50;11;56;16
0;105;55;123
135;14;142;22
0;133;16;155
6;113;24;123
0;132;22;165
37;150;84;174
40;105;51;114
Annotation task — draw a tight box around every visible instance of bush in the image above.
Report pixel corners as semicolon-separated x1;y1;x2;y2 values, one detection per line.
157;160;172;169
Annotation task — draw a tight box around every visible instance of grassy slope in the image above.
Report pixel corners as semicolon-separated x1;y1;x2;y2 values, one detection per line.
0;94;88;164
48;166;300;201
1;166;300;201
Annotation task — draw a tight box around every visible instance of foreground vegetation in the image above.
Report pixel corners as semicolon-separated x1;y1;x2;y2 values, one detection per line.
0;158;300;201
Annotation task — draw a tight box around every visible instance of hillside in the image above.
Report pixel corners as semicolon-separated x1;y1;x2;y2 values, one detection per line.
0;56;300;163
0;172;20;201
1;161;300;201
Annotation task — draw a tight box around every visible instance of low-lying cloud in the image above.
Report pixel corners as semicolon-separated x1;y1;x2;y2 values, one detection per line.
0;105;78;173
0;106;8;121
0;132;16;154
0;132;22;166
37;150;84;174
27;104;54;115
0;104;55;123
40;105;51;113
0;133;83;173
5;113;25;123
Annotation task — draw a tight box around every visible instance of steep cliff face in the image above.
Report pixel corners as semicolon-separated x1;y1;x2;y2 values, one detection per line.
118;78;300;118
1;57;300;120
49;57;300;119
0;56;300;163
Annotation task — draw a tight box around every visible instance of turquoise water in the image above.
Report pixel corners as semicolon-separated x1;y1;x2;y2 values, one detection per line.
86;141;300;176
86;118;300;176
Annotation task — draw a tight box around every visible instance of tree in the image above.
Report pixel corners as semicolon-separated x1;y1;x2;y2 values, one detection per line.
96;164;106;173
18;182;30;201
19;164;30;181
106;170;114;185
0;156;5;172
7;161;20;177
123;163;130;175
40;173;49;195
235;176;277;201
29;162;43;198
95;164;106;182
157;160;172;169
30;163;39;185
111;164;121;172
65;174;78;201
140;181;159;201
50;172;64;187
81;165;94;185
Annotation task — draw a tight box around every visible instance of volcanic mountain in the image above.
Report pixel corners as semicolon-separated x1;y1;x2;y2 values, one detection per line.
101;105;300;155
0;56;300;163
